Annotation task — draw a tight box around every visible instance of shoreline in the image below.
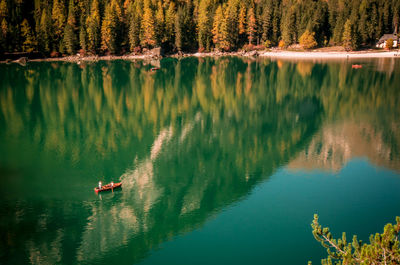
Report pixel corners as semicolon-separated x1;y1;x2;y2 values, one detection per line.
259;50;400;59
1;50;400;64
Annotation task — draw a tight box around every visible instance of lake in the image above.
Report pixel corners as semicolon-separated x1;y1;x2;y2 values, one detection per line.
0;57;399;265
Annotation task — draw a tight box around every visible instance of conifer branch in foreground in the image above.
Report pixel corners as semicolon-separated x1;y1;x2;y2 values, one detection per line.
310;214;400;265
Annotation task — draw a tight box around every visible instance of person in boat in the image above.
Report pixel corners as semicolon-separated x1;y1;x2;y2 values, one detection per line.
98;181;102;189
111;181;114;187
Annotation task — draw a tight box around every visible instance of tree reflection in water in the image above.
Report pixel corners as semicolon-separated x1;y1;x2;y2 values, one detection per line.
0;57;399;264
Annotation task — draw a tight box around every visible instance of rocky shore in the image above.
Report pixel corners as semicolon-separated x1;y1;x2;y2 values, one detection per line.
1;48;399;65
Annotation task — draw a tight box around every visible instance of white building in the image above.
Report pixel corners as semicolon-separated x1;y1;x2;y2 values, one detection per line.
376;34;398;48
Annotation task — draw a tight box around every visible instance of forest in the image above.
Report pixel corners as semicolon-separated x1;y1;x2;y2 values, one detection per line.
0;0;399;55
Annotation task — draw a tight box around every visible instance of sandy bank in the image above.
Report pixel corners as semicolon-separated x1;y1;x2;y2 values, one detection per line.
258;50;400;59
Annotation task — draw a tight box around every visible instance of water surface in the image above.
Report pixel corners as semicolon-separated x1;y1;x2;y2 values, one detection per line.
0;57;399;264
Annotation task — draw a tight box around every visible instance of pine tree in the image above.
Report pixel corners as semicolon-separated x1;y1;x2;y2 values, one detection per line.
181;0;196;51
369;3;379;41
38;9;52;53
52;0;66;50
175;6;184;52
247;6;257;45
63;0;77;54
78;0;89;53
113;0;126;50
198;0;213;51
123;0;131;16
115;1;127;49
101;2;118;53
271;0;281;44
281;4;296;46
165;2;176;48
225;0;240;50
0;0;8;52
141;0;156;48
155;0;165;45
64;24;76;54
382;0;391;34
79;23;87;53
0;0;6;19
128;0;141;51
1;18;8;52
212;5;230;51
394;1;400;34
261;0;272;44
66;0;77;31
128;14;138;51
342;19;357;51
212;5;223;48
309;0;329;46
358;0;369;44
86;0;101;53
20;19;37;52
238;3;246;35
220;6;230;51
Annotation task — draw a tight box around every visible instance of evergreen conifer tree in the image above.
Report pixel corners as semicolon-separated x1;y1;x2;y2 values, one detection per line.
271;0;281;44
0;0;6;19
78;0;89;53
175;6;184;52
225;0;240;50
369;3;379;41
238;3;246;36
212;5;223;49
86;0;101;53
0;19;7;52
181;0;196;51
38;9;52;53
281;4;296;46
52;0;66;50
165;2;176;48
261;0;272;45
247;6;257;45
0;0;8;52
0;0;7;52
63;0;77;54
141;0;157;48
20;19;37;52
128;0;141;51
79;23;87;53
358;0;369;44
101;1;118;53
212;5;230;51
342;19;357;51
155;0;165;45
198;0;213;51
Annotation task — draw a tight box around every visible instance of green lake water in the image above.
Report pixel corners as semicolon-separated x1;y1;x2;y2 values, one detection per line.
0;57;399;264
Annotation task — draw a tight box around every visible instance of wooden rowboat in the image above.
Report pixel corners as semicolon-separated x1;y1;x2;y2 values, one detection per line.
95;182;122;193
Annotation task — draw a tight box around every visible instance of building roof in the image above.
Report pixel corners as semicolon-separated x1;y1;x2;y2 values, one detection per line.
377;34;398;44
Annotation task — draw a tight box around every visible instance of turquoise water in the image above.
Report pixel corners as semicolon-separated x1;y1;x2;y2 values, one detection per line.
0;57;399;264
